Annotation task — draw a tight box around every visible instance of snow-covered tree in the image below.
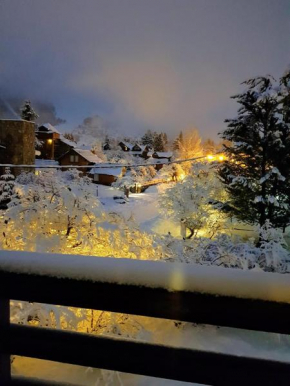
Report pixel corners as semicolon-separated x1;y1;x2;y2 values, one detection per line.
157;163;185;182
63;132;77;143
153;133;166;151
1;170;163;260
160;162;227;238
141;130;154;147
218;74;290;229
172;131;184;151
20;100;39;121
202;138;216;155
0;167;15;208
172;129;203;174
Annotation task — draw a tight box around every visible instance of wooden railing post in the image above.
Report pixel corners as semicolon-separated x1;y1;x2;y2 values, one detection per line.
0;298;10;384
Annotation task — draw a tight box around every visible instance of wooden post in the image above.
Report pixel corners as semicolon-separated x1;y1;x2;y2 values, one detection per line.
0;298;10;384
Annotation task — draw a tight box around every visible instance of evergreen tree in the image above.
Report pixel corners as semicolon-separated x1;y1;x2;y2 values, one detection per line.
161;132;168;150
0;167;15;209
218;74;290;229
141;130;154;147
20;100;39;121
153;133;165;152
172;131;183;151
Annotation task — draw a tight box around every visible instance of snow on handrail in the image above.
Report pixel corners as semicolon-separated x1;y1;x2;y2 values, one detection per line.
0;250;290;304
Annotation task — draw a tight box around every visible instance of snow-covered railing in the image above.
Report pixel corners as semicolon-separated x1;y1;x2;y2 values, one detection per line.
1;251;290;385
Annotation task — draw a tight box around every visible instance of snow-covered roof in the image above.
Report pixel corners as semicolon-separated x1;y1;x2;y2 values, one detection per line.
153;152;173;158
38;123;60;134
90;165;124;177
59;136;76;148
119;141;133;150
147;157;169;165
77;144;92;150
73;148;103;163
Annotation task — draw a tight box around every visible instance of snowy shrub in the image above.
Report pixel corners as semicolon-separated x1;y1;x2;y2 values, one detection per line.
0;167;15;208
160;162;227;238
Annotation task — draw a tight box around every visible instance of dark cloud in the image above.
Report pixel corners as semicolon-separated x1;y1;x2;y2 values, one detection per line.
0;0;289;138
0;98;66;126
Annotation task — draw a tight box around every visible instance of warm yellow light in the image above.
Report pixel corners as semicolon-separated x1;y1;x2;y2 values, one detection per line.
179;174;185;181
47;139;53;145
207;154;214;160
218;155;224;161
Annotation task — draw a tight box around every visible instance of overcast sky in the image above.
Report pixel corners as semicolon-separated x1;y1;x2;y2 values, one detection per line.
0;0;289;139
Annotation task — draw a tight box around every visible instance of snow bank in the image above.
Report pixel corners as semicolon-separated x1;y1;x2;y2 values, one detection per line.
1;251;290;303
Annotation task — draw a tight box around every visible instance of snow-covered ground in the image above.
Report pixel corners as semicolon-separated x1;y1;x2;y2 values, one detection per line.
97;184;181;237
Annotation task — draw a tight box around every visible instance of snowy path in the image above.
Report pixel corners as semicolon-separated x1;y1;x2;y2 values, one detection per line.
97;184;181;237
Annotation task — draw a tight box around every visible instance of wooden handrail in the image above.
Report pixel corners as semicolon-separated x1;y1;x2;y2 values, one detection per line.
0;252;290;385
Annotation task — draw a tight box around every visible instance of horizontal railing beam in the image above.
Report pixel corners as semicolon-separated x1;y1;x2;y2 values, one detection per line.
4;324;290;386
11;376;77;386
1;271;290;335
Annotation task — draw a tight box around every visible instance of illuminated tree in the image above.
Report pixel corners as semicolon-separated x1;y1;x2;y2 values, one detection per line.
160;162;226;238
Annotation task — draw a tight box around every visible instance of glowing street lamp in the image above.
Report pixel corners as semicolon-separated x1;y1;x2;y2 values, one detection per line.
47;139;53;145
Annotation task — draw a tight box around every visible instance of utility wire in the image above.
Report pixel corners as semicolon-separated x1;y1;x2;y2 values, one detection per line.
0;155;211;169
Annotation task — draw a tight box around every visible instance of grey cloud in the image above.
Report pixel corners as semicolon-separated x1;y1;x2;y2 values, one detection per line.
0;0;289;139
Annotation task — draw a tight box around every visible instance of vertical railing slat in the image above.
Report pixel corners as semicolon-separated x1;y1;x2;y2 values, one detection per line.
0;297;11;384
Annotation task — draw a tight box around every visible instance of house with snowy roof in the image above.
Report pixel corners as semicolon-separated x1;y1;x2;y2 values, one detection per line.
118;142;151;159
118;141;133;152
89;164;126;185
151;152;173;170
58;148;103;175
36;123;76;160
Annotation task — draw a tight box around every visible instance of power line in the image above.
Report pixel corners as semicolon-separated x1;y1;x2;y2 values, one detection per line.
0;155;210;169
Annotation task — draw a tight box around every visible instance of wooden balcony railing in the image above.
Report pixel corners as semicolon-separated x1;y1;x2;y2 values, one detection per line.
1;251;290;385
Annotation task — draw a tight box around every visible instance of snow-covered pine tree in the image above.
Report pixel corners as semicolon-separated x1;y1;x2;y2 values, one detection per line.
161;132;168;150
172;131;183;151
279;68;290;125
153;133;165;151
218;74;290;229
0;167;15;208
20;100;39;121
141;130;154;147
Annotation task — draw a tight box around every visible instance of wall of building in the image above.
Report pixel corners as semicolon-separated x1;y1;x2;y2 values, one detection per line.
0;120;35;175
93;174;116;185
36;131;60;160
58;149;91;175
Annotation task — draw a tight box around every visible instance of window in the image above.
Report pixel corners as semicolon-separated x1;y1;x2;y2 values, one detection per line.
69;154;80;163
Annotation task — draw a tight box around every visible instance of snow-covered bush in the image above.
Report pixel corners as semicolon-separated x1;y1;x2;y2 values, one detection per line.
160;162;227;238
163;229;290;273
0;167;15;208
1;170;163;260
